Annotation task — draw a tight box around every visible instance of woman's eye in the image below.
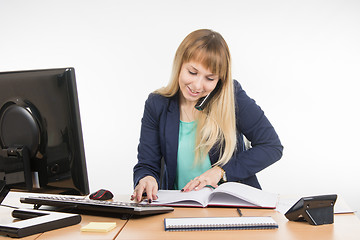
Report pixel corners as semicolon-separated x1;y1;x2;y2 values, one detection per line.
207;77;215;81
188;70;197;75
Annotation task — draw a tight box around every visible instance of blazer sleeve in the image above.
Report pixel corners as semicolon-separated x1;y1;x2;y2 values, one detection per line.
133;93;163;188
221;80;283;182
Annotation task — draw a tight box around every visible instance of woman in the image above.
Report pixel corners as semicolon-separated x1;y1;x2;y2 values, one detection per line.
132;29;283;203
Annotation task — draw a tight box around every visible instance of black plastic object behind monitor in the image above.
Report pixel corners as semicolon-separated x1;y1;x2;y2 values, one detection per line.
285;194;337;225
0;68;89;195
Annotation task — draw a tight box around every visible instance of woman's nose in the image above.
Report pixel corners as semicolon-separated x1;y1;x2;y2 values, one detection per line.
192;76;203;91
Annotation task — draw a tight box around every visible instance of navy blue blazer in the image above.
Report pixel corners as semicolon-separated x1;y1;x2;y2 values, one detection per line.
133;80;283;190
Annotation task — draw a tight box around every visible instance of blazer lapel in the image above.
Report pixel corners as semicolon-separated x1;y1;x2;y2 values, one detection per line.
164;95;180;189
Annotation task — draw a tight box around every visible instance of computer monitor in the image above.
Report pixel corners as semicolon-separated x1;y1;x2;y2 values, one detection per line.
0;68;89;196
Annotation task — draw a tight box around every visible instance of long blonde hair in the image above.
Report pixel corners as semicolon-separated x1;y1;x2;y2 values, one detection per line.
156;29;237;166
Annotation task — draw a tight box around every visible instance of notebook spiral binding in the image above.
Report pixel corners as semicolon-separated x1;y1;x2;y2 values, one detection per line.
164;217;278;231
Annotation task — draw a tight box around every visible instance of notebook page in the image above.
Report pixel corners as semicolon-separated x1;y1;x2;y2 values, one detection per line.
151;188;213;207
207;192;257;207
209;182;278;208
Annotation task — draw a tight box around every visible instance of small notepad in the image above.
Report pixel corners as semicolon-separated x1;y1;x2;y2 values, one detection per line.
164;216;278;231
81;222;117;233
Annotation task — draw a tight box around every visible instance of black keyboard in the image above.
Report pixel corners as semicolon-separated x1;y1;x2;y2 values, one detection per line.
20;195;174;217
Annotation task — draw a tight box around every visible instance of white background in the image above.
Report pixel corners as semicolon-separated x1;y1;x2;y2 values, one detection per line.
1;0;359;214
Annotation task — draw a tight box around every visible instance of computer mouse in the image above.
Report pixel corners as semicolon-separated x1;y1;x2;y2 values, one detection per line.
89;189;114;200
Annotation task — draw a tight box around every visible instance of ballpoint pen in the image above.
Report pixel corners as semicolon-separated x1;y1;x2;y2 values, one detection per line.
237;208;243;217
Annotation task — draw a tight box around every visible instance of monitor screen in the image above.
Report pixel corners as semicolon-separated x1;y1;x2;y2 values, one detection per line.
0;68;89;195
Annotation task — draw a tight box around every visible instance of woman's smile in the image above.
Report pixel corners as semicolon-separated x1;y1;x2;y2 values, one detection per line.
187;85;202;97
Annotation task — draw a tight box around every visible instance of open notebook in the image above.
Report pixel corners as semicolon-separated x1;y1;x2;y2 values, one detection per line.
164;216;278;231
150;182;278;208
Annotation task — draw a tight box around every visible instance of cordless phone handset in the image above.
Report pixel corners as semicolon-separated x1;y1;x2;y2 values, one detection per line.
195;80;222;111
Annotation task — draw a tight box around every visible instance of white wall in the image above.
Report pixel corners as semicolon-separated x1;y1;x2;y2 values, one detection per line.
1;0;359;212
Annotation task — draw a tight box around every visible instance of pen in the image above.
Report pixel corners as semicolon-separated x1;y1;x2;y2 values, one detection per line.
237;208;243;217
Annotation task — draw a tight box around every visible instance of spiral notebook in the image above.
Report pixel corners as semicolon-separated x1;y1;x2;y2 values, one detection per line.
164;216;278;231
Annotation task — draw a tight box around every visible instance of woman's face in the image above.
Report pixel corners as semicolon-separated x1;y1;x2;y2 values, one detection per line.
178;61;219;105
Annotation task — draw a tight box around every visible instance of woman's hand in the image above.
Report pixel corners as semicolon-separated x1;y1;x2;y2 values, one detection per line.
131;176;158;203
182;166;223;192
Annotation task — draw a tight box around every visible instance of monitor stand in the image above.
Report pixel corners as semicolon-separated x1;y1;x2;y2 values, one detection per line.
0;208;81;238
0;147;33;191
0;180;9;204
0;180;81;238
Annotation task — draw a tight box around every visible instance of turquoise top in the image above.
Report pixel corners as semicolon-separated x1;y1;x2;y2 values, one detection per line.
174;120;211;190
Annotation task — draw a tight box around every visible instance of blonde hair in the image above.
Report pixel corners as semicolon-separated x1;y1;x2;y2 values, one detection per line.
156;29;237;166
